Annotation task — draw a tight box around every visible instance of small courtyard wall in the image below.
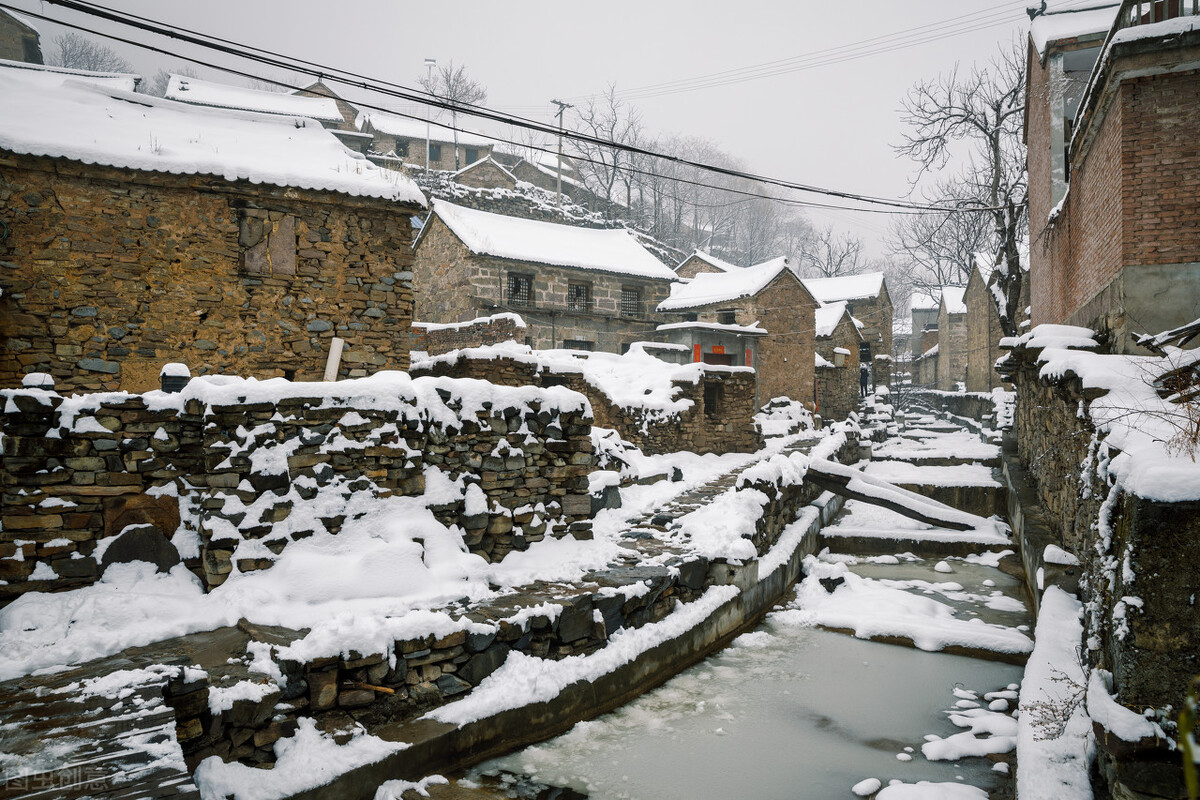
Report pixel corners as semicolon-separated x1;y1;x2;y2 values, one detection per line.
411;313;527;356
0;374;594;603
0;152;420;393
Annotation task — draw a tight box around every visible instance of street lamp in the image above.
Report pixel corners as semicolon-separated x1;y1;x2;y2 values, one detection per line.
423;58;436;174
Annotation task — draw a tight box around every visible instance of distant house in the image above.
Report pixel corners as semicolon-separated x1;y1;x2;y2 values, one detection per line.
673;250;744;280
358;109;494;172
964;261;1005;393
0;61;426;392
412;200;676;353
813;300;865;421
910;292;941;359
452;156;518;190
1027;3;1200;350
0;10;41;64
915;341;939;389
802;272;893;383
936;286;968;391
657;257;817;405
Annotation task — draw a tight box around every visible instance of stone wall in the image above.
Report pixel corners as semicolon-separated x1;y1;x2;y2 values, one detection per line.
936;310;967;391
814;314;860;421
0;374;594;603
411;313;527;356
413;214;674;355
411;351;763;456
844;291;894;365
0;151;420;393
0;11;41;63
1006;338;1200;797
454;159;517;190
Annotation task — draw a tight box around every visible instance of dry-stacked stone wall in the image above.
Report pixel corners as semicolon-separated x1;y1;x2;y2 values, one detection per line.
412;351;762;455
411;314;527;357
0;374;594;603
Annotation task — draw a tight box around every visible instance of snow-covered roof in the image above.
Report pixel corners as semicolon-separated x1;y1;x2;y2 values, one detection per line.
165;75;343;122
910;292;942;311
656;321;767;336
425;200;675;280
0;56;138;92
940;286;967;315
677;250;742;273
802;272;886;304
1030;4;1118;56
357;109;494;147
453;155;517;182
815;301;862;338
518;157;584;189
658;256;793;312
0;64;426;205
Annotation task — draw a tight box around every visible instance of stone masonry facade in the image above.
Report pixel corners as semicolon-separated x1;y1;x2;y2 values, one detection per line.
0;10;41;63
0;151;421;393
936;305;967;391
413;214;673;354
814;312;862;421
965;269;1004;393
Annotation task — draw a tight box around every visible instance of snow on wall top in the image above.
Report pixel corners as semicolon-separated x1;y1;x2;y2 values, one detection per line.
802;272;886;304
910;291;942;311
941;286;967;315
678;250;743;273
1030;4;1119;56
164;74;343;122
656;320;767;335
428;200;675;280
1108;13;1200;46
657;256;792;311
0;56;138;92
356;109;494;147
0;65;427;205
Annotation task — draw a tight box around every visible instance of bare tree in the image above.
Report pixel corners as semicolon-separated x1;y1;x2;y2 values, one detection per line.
798;224;865;278
896;41;1028;335
570;85;643;215
887;177;994;300
418;61;487;170
51;32;134;74
144;66;200;98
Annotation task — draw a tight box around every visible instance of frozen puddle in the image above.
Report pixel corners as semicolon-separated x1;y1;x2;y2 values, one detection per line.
474;555;1027;799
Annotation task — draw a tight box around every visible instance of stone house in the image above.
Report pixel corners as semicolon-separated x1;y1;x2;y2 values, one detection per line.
936;286;968;391
654;320;766;369
910;291;941;359
1027;3;1200;351
802;273;893;381
813;301;864;421
673;249;744;280
358;108;494;172
0;10;41;63
657;257;817;406
0;62;426;393
964;263;1005;392
412;200;676;353
452;156;519;190
914;342;939;389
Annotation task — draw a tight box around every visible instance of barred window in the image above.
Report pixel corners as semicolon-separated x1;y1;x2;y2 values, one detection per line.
563;339;594;351
567;282;592;311
718;310;737;325
507;273;532;306
621;286;641;316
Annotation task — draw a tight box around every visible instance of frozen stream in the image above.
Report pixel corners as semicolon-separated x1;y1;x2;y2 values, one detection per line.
473;554;1028;800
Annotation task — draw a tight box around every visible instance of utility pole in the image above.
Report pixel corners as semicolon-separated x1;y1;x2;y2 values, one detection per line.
424;58;436;175
551;99;573;208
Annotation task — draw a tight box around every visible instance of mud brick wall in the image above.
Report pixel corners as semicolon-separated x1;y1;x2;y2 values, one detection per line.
0;151;421;393
0;375;594;603
411;314;527;356
413;352;762;455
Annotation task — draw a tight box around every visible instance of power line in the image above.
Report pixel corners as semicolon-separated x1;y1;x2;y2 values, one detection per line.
10;0;1003;215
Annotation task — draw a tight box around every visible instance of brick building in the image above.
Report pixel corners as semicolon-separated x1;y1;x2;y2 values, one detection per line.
0;63;426;393
936;286;968;391
964;264;1005;392
813;300;864;420
358;108;494;173
657;257;817;406
0;10;40;63
412;200;675;353
803;272;893;385
1027;3;1200;350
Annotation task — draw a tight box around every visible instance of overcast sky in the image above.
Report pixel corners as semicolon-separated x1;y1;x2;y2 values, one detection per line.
8;0;1097;255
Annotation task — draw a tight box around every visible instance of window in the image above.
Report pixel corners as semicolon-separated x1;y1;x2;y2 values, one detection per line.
465;147;480;164
395;139;409;157
859;341;873;363
703;382;724;417
507;273;533;306
718;310;737;325
567;282;592;311
563;339;594;351
620;286;641;316
428;143;442;163
684;312;699;322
